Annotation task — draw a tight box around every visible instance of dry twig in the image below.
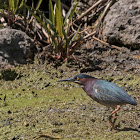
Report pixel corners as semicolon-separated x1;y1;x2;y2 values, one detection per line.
93;0;113;28
74;0;107;23
92;36;122;50
33;133;61;140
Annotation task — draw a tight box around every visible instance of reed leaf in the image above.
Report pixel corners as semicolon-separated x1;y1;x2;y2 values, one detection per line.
49;0;55;26
64;2;78;25
69;24;81;46
9;0;19;14
35;0;43;10
56;6;63;38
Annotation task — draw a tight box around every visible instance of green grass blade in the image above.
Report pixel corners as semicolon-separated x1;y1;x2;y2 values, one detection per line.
19;0;25;8
35;0;43;10
56;6;63;38
24;3;58;48
69;2;78;22
49;0;55;26
56;0;63;37
62;27;69;46
9;0;19;14
24;3;57;33
0;1;8;9
64;2;78;25
69;24;81;46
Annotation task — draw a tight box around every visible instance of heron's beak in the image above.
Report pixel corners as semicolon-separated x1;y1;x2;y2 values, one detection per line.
58;78;82;85
58;78;75;82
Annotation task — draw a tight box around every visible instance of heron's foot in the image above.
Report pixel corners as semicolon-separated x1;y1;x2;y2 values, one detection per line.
110;128;118;132
112;113;118;119
113;116;117;125
109;115;114;130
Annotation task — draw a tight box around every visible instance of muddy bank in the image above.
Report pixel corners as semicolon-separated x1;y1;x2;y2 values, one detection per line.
0;56;140;139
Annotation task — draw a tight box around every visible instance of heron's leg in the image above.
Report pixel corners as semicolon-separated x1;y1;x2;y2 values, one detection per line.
109;105;120;131
110;105;120;116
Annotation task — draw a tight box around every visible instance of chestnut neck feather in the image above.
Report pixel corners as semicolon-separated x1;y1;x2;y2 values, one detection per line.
80;77;97;86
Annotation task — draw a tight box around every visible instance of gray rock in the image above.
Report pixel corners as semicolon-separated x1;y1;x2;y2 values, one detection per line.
0;28;36;68
103;0;140;49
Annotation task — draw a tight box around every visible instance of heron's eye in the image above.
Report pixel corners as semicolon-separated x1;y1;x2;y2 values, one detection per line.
77;77;79;81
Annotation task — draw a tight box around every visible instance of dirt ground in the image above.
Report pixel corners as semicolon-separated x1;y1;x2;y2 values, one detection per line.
0;43;140;140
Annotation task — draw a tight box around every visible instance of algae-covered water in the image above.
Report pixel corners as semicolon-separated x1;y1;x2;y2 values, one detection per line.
0;63;140;140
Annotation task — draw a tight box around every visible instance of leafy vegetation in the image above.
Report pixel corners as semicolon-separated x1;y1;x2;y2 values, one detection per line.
0;63;139;139
25;0;80;61
0;0;80;61
0;0;122;63
0;0;25;24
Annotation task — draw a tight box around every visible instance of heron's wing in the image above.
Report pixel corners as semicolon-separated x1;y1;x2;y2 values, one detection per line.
93;80;136;105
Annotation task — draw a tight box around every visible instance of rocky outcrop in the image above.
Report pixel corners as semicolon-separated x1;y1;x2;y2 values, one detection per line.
103;0;140;49
0;28;37;69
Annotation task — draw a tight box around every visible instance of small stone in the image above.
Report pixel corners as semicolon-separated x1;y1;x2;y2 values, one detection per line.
24;121;29;127
52;128;63;133
34;94;38;97
7;110;12;114
50;76;53;79
3;23;7;27
11;135;20;140
90;118;95;123
39;77;43;80
11;137;16;140
59;69;63;73
138;124;140;128
73;120;80;124
85;131;90;135
121;120;126;124
51;121;63;126
32;91;35;94
80;105;86;110
0;17;5;22
44;83;50;87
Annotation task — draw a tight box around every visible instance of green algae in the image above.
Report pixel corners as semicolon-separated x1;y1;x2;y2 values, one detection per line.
0;64;140;140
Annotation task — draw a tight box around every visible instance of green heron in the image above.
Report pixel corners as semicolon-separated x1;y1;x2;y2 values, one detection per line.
58;74;137;131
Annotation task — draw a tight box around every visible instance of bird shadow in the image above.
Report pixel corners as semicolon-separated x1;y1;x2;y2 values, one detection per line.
115;127;139;132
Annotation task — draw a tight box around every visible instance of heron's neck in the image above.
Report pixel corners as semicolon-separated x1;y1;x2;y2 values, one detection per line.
81;78;97;86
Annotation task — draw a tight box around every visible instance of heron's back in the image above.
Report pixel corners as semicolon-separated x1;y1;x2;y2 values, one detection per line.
91;80;137;106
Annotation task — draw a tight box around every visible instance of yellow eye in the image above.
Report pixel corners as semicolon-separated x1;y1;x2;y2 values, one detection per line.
77;77;79;81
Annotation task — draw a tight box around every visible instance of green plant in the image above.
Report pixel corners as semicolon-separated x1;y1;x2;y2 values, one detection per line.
9;0;23;15
0;0;43;24
0;0;8;9
25;0;80;61
0;0;25;23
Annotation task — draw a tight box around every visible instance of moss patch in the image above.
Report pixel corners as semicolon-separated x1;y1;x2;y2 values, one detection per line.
0;64;140;139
